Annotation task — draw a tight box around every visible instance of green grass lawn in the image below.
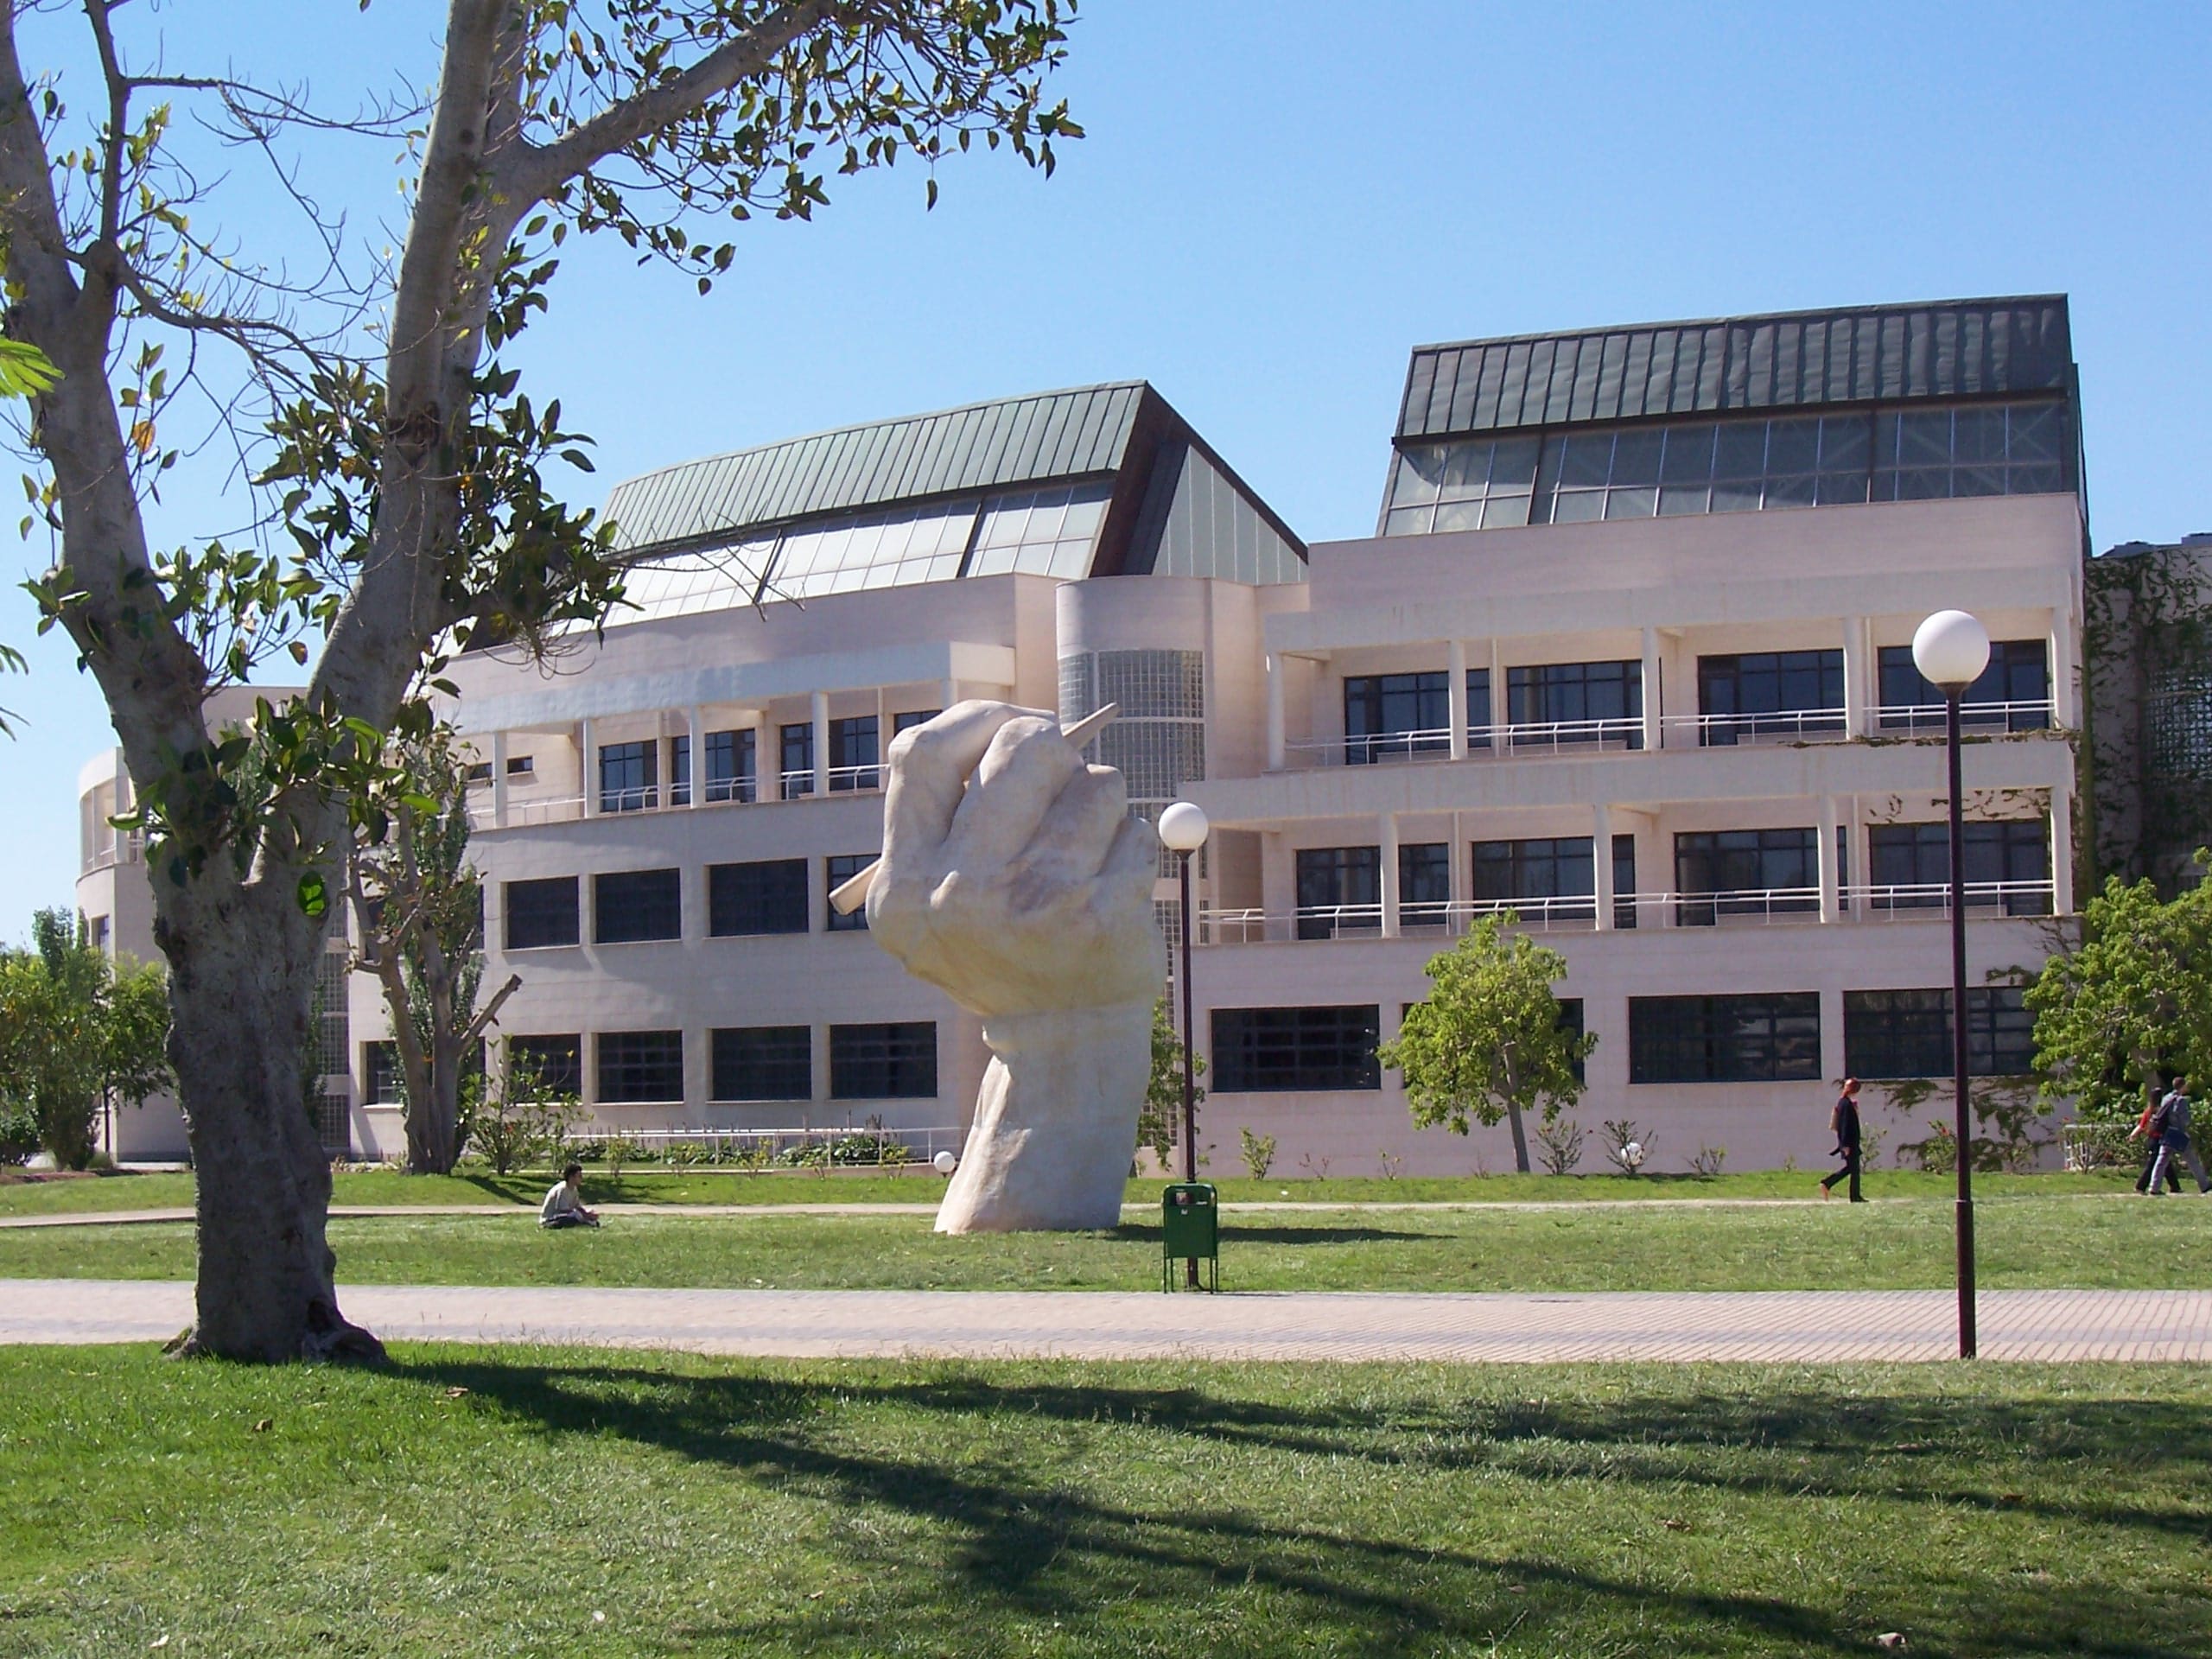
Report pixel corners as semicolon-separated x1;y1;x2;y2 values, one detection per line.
4;1192;2205;1293
2;1346;2206;1656
0;1163;2147;1219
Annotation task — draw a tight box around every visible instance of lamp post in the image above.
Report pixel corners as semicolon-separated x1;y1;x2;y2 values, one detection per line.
1912;608;1991;1361
1158;801;1211;1287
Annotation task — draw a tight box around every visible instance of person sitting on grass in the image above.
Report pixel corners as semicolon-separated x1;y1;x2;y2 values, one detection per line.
539;1163;601;1230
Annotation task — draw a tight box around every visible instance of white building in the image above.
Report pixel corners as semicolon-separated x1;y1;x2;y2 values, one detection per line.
78;297;2094;1173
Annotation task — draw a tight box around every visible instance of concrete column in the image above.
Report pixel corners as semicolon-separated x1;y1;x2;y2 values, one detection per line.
2050;609;2078;728
1488;639;1507;734
1640;626;1662;751
1446;639;1469;761
1842;615;1870;737
2050;787;2075;914
1265;652;1286;770
1447;809;1465;928
1847;794;1867;919
748;709;770;803
1592;802;1615;931
579;718;596;817
686;706;704;807
810;690;830;797
490;730;509;829
1378;813;1400;938
874;686;888;785
940;676;959;713
810;1024;832;1107
1817;794;1841;924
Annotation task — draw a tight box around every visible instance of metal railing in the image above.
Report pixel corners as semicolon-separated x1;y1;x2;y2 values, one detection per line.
1876;698;2055;734
1198;880;2056;943
1282;716;1644;769
1669;708;1847;746
79;831;144;874
563;1122;963;1166
1844;878;2056;918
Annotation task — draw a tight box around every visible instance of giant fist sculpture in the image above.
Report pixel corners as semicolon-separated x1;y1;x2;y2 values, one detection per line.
863;701;1161;1232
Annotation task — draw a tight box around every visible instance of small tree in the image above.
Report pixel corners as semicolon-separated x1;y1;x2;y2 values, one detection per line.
348;726;519;1175
0;909;171;1167
2026;863;2212;1123
1138;995;1204;1173
1378;913;1594;1174
465;1060;583;1178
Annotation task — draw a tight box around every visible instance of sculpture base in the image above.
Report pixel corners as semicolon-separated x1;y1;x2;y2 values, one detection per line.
935;1001;1150;1234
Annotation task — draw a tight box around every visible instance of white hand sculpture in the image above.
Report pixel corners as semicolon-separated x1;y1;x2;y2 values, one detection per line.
868;701;1162;1231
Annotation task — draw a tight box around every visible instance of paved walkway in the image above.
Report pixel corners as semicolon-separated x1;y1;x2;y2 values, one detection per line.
3;1281;2204;1362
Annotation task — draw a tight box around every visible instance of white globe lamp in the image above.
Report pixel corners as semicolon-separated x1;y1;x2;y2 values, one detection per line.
932;1150;957;1177
1158;801;1210;853
1911;609;1991;695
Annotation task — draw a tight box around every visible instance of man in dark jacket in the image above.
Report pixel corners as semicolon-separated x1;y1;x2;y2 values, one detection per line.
2146;1078;2211;1196
1821;1077;1865;1203
2133;1082;2184;1193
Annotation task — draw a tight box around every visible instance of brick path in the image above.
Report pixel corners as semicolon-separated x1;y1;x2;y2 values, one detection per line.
2;1281;2204;1362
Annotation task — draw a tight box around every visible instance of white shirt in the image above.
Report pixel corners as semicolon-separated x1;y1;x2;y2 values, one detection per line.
541;1180;586;1220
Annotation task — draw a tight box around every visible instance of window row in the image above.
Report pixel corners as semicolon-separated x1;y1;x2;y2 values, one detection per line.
503;856;879;950
1286;820;2049;931
1338;644;2050;760
370;1023;938;1107
591;710;941;813
1382;399;2073;535
1204;989;2033;1094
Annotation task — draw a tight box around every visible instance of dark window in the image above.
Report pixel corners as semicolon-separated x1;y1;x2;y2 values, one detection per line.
1399;842;1452;928
1465;668;1492;747
1214;1006;1382;1092
1630;994;1821;1083
1295;845;1380;938
598;739;658;813
1878;640;2050;731
1872;401;2070;502
1472;836;1595;922
1507;660;1642;747
1867;820;2050;914
1844;988;2036;1081
510;1034;582;1097
464;760;493;784
504;876;579;950
1696;651;1846;743
705;728;756;804
1558;998;1586;1084
825;854;874;931
780;721;813;799
594;868;682;944
1613;833;1637;930
364;1040;402;1104
708;860;809;937
669;734;690;806
597;1030;684;1103
893;709;942;735
1343;672;1448;763
1673;830;1819;925
829;715;880;791
710;1026;810;1101
830;1022;938;1099
505;754;535;777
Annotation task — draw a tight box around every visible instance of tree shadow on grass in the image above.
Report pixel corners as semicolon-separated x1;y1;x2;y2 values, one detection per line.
385;1354;2209;1655
1113;1224;1434;1245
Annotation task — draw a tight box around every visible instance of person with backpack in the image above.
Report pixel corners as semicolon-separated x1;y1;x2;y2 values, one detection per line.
2132;1082;2183;1194
2145;1077;2212;1196
1820;1077;1865;1203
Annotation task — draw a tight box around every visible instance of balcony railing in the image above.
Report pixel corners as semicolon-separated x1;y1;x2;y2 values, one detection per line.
1877;698;2055;735
1273;699;2059;772
79;830;144;874
1198;879;2058;943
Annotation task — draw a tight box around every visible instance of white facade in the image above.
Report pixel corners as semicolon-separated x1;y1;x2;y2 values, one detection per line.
73;313;2095;1173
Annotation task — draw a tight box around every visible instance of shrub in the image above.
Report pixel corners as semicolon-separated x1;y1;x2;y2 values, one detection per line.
1535;1116;1586;1177
1237;1127;1277;1180
1601;1118;1651;1175
1689;1143;1727;1178
464;1074;583;1177
0;1107;36;1166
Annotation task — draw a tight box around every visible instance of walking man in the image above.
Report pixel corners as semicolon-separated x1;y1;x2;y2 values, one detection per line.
1820;1077;1865;1203
2133;1083;2183;1193
2146;1077;2212;1196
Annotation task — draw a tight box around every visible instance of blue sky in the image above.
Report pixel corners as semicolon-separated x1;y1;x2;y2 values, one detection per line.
4;0;2209;935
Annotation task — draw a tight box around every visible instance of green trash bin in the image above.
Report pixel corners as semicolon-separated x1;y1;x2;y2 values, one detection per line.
1160;1182;1219;1292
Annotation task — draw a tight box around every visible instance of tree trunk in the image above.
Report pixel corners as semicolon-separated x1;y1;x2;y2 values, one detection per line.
1503;1098;1531;1174
162;900;384;1363
404;1033;465;1176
